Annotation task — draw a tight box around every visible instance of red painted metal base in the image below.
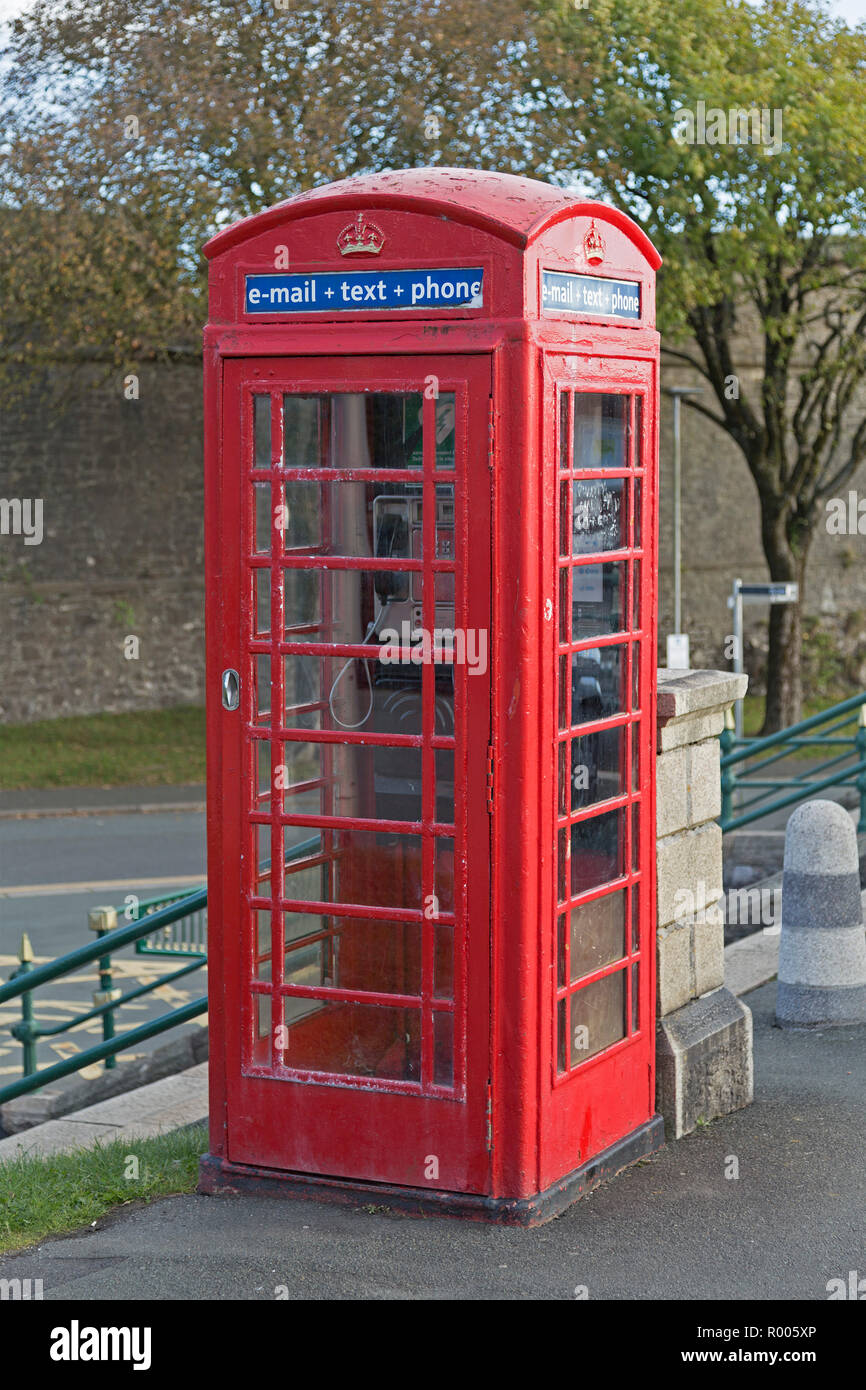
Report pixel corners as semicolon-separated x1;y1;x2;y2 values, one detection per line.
198;1116;664;1227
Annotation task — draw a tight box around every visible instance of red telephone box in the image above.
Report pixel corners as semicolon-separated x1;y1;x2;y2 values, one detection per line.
199;169;663;1224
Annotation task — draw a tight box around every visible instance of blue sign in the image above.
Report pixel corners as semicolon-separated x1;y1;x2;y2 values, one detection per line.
245;268;483;315
541;270;641;321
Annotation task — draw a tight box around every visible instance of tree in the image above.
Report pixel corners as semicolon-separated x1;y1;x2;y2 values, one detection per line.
0;0;535;376
529;0;866;730
5;0;866;729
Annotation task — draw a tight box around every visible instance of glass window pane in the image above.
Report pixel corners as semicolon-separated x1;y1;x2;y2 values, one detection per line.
283;829;427;913
284;567;414;645
631;961;640;1032
570;971;626;1064
254;823;271;898
434;392;456;470
632;474;643;550
277;999;421;1081
283;569;321;635
434;925;453;999
572;478;626;555
254;483;271;553
283;910;422;997
557;997;567;1072
434;838;456;915
571;726;624;809
559;655;569;731
557;914;567;987
254;394;271;469
283;655;324;729
283;396;324;467
559;478;570;555
570;888;626;979
256;992;271;1043
572;560;626;639
558;826;568;903
254;738;272;810
254;654;271;726
558;740;568;815
254;567;270;636
433;1011;454;1086
572;644;626;725
573;394;630;471
283;653;427;735
559;391;569;471
283;393;425;471
634;396;644;469
280;741;427;821
632;558;641;632
559;566;569;642
255;910;271;980
435;748;455;826
570;808;624;896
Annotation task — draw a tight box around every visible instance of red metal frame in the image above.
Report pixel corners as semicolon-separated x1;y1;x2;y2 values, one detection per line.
203;169;661;1215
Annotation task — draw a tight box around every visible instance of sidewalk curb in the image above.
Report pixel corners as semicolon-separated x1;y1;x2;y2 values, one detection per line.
0;802;206;821
0;1064;208;1163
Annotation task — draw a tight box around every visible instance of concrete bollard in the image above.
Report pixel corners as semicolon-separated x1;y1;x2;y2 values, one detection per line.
776;800;866;1027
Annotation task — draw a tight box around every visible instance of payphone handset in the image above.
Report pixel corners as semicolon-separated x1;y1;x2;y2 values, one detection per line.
328;491;456;730
372;492;455;632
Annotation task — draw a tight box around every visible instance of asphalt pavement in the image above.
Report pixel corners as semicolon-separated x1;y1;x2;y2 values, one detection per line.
1;979;863;1300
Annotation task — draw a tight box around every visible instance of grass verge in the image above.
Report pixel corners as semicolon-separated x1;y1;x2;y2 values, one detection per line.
0;1123;207;1253
0;707;206;790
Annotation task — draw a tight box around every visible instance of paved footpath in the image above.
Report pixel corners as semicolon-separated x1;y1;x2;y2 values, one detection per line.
1;979;864;1301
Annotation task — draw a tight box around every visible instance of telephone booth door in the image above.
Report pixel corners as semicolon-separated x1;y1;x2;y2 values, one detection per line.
216;354;492;1192
538;353;659;1189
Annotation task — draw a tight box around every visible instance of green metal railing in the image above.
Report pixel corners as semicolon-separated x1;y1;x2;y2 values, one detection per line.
0;888;208;1105
133;887;207;957
0;835;322;1104
720;692;866;833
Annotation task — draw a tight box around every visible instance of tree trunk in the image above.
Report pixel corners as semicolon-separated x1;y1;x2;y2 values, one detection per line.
760;518;809;735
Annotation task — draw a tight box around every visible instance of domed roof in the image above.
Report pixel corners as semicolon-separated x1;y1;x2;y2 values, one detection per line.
204;167;660;268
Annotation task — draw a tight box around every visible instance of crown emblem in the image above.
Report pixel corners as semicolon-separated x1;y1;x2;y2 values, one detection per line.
583;220;605;264
337;212;385;256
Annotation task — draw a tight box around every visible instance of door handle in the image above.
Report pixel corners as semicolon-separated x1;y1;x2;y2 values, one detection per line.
221;668;240;711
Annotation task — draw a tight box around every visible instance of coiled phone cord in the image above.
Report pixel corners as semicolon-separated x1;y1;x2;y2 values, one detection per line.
327;605;389;730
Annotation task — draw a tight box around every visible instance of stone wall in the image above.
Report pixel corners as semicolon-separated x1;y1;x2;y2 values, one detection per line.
2;339;866;723
0;364;205;722
655;668;753;1137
